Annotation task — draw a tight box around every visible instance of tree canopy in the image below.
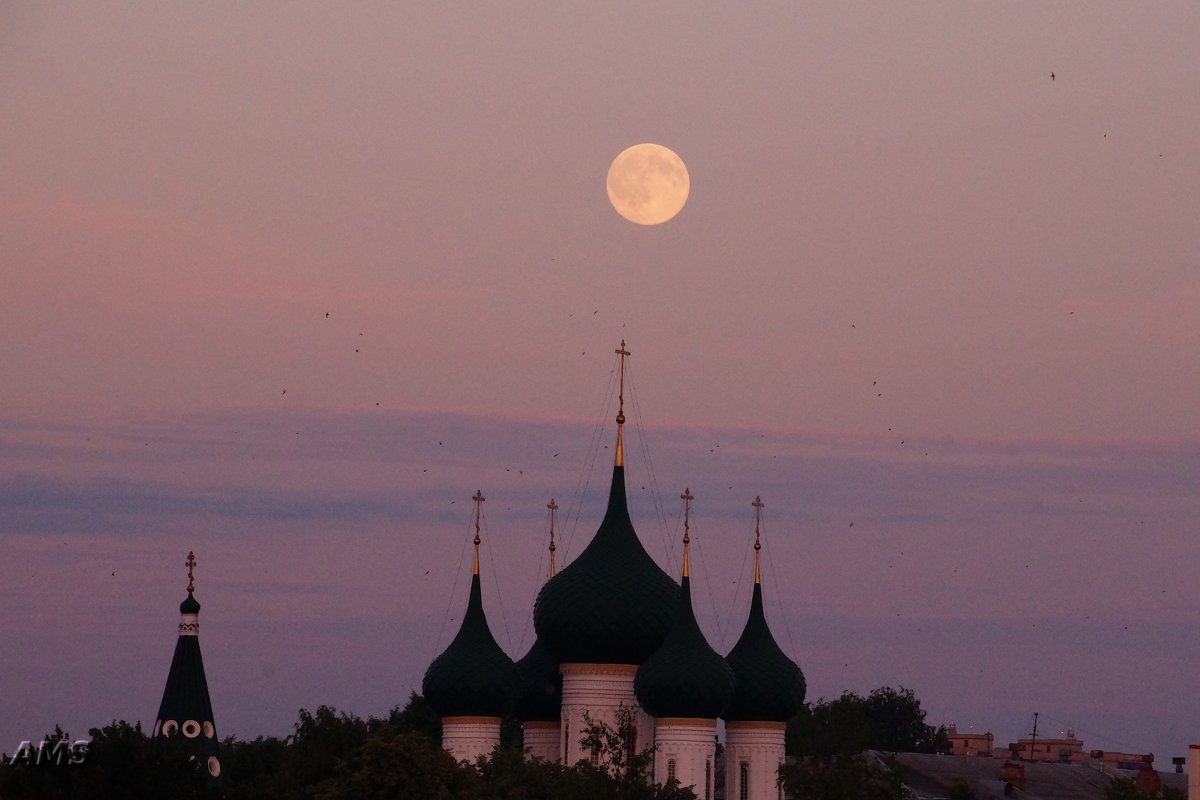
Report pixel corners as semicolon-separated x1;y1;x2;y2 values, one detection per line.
0;694;695;800
787;686;949;758
1;685;952;799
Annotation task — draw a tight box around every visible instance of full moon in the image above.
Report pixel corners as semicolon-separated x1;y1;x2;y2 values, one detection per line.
606;143;690;225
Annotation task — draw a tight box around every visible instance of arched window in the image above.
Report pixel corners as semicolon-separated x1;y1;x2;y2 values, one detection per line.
667;758;676;782
622;720;637;768
740;761;750;800
705;759;712;800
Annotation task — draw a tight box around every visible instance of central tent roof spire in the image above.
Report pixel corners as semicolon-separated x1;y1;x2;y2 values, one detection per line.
472;490;484;576
615;339;629;467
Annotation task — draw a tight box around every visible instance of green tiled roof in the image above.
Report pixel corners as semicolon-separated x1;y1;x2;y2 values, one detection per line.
179;592;200;614
514;636;562;723
635;576;734;719
533;466;679;665
423;573;517;718
722;583;806;722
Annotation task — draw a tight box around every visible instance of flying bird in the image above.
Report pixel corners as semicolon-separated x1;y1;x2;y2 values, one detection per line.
1050;72;1055;80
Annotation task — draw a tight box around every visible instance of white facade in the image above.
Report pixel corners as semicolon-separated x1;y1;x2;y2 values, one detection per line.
653;717;717;799
725;721;786;800
441;716;501;763
522;720;560;762
559;663;653;766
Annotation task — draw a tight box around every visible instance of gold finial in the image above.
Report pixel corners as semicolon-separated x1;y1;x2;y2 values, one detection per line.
681;488;693;578
752;496;764;585
185;551;196;593
472;490;485;576
614;340;629;467
547;498;559;578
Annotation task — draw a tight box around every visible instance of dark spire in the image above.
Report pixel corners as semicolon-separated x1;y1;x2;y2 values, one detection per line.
752;495;763;585
723;498;806;722
614;340;629;467
155;551;221;778
635;489;734;719
423;493;517;718
516;499;564;723
533;342;679;665
547;498;558;578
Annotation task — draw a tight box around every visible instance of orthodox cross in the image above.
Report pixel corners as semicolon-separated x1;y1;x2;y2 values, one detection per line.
752;496;764;584
547;498;558;577
472;490;485;575
681;488;694;578
185;551;196;593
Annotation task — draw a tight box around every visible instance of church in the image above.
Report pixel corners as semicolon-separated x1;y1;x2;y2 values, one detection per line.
152;551;221;779
423;343;806;800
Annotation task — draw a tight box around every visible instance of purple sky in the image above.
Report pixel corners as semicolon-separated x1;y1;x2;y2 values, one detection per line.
2;3;1197;763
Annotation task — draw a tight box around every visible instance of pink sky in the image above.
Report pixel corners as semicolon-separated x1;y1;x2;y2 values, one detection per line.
1;2;1197;763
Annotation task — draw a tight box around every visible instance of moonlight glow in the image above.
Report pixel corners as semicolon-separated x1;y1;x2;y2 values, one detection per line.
606;143;690;225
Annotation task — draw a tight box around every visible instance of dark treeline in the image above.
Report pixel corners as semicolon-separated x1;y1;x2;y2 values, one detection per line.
0;686;950;800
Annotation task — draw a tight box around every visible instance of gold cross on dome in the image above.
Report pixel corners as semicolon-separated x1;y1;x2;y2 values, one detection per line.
751;496;764;584
185;551;196;593
471;490;484;575
681;488;694;577
547;498;558;577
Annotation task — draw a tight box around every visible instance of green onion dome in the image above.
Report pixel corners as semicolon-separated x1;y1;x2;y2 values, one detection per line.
635;576;735;719
514;636;562;722
533;467;679;665
180;592;201;614
722;583;806;722
423;573;517;718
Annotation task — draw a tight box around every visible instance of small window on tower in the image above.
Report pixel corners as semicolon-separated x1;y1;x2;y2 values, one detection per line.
668;758;676;782
740;761;750;800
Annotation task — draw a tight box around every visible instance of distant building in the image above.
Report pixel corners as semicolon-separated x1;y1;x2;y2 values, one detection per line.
947;722;1154;770
1003;730;1153;770
947;723;994;757
1188;744;1198;800
1006;729;1086;763
892;751;1188;800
